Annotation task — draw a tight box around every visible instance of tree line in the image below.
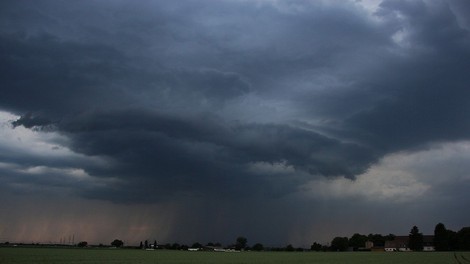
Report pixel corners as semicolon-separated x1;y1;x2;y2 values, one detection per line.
108;224;469;252
433;223;470;251
12;222;467;251
310;223;470;252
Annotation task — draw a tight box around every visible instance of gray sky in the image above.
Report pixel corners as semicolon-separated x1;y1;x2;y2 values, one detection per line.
1;0;469;247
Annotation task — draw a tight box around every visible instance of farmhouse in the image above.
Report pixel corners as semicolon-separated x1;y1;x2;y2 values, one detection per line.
384;236;435;252
423;236;435;251
385;236;410;251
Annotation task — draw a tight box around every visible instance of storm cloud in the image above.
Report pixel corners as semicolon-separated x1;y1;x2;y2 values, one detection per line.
1;0;470;246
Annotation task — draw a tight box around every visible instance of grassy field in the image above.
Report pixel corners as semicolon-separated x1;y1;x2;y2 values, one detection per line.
0;248;469;264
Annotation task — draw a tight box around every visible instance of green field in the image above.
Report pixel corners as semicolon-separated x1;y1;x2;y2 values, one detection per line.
0;248;469;264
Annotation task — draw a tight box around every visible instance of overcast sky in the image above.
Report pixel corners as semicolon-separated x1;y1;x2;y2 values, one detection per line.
1;0;470;247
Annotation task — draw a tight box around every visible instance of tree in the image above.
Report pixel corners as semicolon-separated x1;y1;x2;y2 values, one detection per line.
139;241;143;249
252;243;264;251
180;245;189;250
171;243;180;250
144;240;148;249
408;226;423;251
154;240;157;249
285;244;295;251
456;227;470;250
385;234;396;241
311;242;323;251
349;233;367;250
448;229;458;250
367;234;386;247
111;239;124;248
236;236;247;250
434;223;450;251
192;242;203;249
77;241;88;248
331;237;349;251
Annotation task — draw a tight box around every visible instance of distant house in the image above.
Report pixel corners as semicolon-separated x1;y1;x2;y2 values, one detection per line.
384;236;435;252
362;240;385;252
423;236;435;251
201;246;226;252
385;236;410;251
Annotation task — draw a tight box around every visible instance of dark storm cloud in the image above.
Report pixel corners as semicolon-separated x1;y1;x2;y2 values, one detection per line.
0;0;389;202
345;0;470;151
0;32;130;116
45;108;374;202
11;112;52;129
2;0;470;199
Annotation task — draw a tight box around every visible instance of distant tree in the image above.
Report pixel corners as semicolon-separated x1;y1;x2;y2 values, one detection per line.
154;240;157;249
111;239;124;248
236;237;247;250
144;240;148;249
331;237;349;251
349;233;368;250
139;241;143;249
434;223;450;251
206;242;214;247
77;241;88;248
385;234;396;241
447;229;458;250
171;243;180;250
180;245;189;250
408;226;423;251
367;234;386;247
214;242;222;247
285;244;295;251
192;242;203;249
252;243;264;251
456;227;470;250
310;242;323;251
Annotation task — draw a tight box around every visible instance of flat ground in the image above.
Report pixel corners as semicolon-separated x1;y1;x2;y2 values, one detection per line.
0;248;469;264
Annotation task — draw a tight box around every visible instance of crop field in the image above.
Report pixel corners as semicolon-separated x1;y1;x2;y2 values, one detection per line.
0;248;469;264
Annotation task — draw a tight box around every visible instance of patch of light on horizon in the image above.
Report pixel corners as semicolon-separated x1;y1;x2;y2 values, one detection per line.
0;110;114;190
301;141;470;202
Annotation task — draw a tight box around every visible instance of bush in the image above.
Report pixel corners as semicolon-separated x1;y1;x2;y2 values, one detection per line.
77;241;88;247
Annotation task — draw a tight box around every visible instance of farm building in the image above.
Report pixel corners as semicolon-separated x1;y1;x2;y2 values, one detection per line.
423;236;435;251
385;236;410;251
384;236;435;252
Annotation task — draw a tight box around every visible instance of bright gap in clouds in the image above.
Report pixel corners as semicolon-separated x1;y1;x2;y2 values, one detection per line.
0;110;114;194
302;141;470;203
354;0;381;14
